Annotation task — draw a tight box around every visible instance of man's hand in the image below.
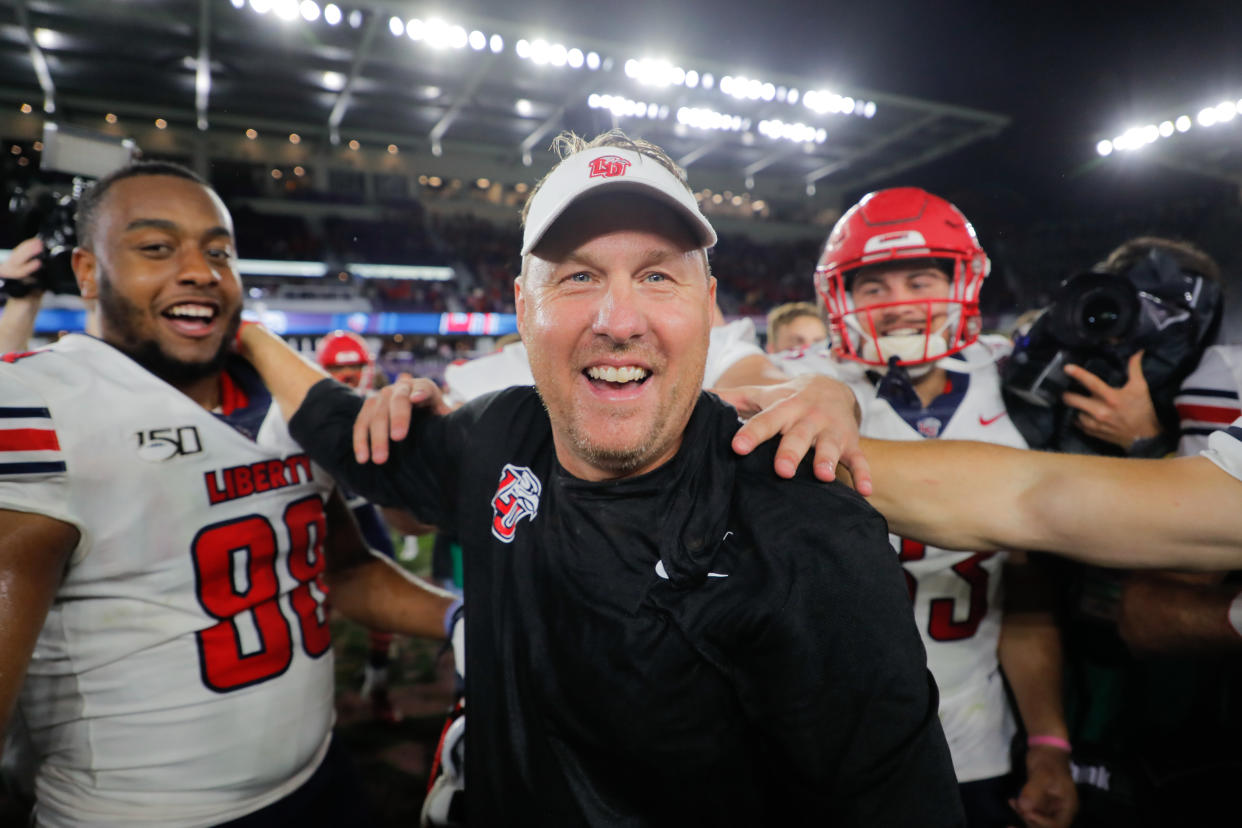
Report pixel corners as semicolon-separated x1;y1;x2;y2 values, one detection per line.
1062;350;1161;450
353;373;452;464
0;237;45;287
713;373;872;495
1009;745;1078;828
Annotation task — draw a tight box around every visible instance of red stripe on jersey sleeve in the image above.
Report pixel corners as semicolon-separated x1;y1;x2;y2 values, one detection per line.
1177;402;1242;424
0;428;61;451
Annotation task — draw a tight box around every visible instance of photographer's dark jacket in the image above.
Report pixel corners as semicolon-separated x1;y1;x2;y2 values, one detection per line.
291;382;963;827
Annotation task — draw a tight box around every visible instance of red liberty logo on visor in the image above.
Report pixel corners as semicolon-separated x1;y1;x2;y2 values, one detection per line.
587;155;631;179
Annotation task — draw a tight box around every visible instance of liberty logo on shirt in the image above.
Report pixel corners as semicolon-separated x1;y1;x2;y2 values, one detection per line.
491;463;542;543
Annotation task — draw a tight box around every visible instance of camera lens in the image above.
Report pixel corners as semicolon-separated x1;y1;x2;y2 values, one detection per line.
1079;292;1124;335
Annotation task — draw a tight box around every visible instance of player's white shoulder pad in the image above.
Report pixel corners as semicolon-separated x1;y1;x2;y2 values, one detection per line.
768;339;850;381
703;318;764;388
1178;346;1242;457
443;342;534;405
1202;417;1242;482
947;335;1012;370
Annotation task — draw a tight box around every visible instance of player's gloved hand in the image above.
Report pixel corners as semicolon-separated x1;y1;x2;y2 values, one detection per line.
352;372;453;464
1008;744;1078;828
714;373;872;495
1062;350;1161;451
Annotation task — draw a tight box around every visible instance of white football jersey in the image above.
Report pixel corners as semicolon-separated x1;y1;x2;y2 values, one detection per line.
1176;345;1242;456
0;335;338;827
442;318;763;405
1202;416;1242;482
776;336;1026;783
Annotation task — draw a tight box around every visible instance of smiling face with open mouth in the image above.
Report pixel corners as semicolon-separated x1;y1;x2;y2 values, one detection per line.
518;193;715;482
76;174;242;392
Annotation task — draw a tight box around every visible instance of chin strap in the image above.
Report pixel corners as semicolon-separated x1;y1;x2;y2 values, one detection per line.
873;357;923;409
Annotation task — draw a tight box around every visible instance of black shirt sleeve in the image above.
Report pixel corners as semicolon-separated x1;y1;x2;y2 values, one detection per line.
288;378;468;526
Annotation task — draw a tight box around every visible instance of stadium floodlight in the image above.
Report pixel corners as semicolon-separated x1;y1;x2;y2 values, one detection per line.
549;43;568;66
586;51;600;70
530;38;551;64
516;39;530;59
515;98;533;116
1158;120;1174;137
273;0;298;22
322;70;345;91
406;18;423;40
590;93;662;119
1096;139;1113;156
231;0;245;9
701;72;714;89
1175;115;1191;132
299;1;319;22
787;88;799;104
1198;106;1218;127
388;16;404;36
624;59;639;78
758;118;820;144
568;47;584;68
468;30;486;50
863;101;877;118
685;70;699;88
677;106;747;132
449;25;468;49
250;0;272;14
490;33;504;53
761;82;776;102
323;3;341;25
1216;100;1237;122
347;9;362;27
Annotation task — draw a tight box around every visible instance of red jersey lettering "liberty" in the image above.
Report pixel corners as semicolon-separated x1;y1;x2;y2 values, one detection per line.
204;454;314;505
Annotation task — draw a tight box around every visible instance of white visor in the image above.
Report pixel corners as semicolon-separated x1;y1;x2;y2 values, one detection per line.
521;146;717;256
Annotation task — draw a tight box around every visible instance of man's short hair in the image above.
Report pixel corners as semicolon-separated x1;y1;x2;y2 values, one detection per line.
75;161;207;250
1100;236;1221;283
767;301;823;341
518;129;711;280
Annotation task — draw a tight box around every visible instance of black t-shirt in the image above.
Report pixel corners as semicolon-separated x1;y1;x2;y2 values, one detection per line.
291;382;963;827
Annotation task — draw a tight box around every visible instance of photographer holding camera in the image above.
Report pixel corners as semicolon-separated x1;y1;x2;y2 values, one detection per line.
0;237;49;353
1003;236;1234;826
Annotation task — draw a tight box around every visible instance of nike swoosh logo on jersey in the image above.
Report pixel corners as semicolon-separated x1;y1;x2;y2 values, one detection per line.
979;411;1007;426
654;560;728;580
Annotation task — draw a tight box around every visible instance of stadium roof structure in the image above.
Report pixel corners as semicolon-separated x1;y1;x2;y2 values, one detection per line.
0;0;1010;209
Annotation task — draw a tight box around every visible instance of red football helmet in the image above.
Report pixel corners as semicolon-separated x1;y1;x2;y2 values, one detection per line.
316;330;374;391
814;187;989;369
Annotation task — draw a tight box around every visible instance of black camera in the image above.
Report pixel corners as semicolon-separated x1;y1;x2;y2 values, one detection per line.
1;123;136;298
4;184;82;297
1002;248;1222;453
1004;271;1143;407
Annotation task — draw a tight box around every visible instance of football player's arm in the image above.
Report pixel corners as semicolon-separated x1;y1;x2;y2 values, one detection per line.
0;509;77;740
379;506;438;536
321;491;456;640
237;322;332;419
856;438;1242;570
1116;570;1242;653
998;550;1077;828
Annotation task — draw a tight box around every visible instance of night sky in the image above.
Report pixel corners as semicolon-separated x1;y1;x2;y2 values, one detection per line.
460;0;1242;220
